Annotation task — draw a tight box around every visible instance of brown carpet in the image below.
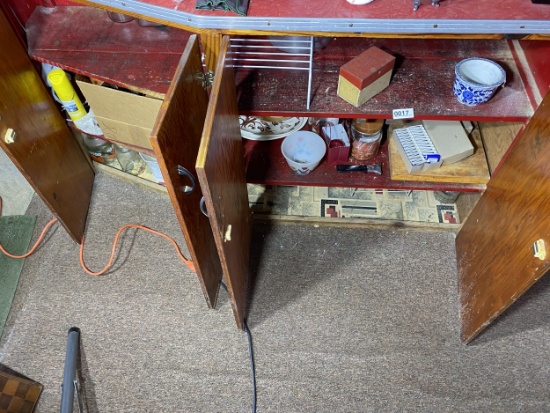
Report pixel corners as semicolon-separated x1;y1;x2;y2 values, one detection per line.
0;170;548;412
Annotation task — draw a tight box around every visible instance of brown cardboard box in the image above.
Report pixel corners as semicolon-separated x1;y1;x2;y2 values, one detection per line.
76;80;163;151
422;121;474;165
337;46;395;107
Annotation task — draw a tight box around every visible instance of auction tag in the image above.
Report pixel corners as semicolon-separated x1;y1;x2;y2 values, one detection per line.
392;108;415;119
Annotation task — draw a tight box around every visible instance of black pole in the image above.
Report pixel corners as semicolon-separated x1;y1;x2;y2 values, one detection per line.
60;327;80;413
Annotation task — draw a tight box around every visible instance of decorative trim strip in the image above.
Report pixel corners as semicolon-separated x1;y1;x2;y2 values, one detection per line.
88;0;550;35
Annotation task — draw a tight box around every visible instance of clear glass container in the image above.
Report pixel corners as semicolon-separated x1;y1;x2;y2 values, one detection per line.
115;145;141;174
350;119;384;161
75;131;116;164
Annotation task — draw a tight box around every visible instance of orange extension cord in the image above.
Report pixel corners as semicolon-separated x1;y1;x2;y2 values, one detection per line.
79;223;195;275
0;197;195;274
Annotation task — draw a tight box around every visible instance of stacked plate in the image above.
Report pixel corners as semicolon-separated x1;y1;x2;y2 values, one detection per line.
239;116;307;141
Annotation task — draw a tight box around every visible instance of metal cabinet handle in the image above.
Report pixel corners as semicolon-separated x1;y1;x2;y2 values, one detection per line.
176;165;196;195
200;197;209;217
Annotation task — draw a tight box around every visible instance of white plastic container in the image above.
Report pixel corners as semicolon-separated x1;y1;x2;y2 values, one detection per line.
139;153;164;183
281;131;326;174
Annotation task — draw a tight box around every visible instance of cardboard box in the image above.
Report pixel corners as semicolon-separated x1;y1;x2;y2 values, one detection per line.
76;80;163;151
337;46;395;107
423;121;474;165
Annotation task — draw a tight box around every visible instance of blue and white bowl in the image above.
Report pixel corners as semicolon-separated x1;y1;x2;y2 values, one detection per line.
453;58;506;106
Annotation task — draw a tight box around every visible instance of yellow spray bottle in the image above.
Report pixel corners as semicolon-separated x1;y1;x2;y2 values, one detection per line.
46;67;86;121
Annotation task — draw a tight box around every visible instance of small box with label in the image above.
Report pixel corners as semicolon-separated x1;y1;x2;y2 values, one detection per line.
337;46;396;107
393;124;442;173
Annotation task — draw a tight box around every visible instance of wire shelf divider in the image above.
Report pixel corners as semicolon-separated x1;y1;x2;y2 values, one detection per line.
227;36;314;110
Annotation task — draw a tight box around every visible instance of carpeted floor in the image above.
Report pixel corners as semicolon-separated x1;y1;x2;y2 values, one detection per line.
0;170;548;412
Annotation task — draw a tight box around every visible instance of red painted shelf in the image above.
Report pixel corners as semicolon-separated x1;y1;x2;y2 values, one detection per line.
244;135;484;192
26;6;190;95
235;37;536;121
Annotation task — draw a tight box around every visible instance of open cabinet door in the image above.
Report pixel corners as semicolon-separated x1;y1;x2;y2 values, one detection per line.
456;92;550;343
196;36;251;329
150;35;223;308
0;9;94;242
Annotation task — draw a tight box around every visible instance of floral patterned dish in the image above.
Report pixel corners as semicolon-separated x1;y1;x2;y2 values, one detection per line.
239;116;308;141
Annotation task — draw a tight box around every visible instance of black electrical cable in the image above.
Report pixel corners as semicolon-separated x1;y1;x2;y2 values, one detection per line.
243;319;257;413
220;281;257;413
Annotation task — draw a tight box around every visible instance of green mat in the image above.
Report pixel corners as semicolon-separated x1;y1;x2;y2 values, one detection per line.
0;215;36;337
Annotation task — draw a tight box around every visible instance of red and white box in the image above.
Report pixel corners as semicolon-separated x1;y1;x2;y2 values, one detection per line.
337;46;396;107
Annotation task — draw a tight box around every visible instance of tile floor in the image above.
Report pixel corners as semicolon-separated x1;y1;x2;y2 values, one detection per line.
0;147;458;225
248;184;460;224
0;150;34;216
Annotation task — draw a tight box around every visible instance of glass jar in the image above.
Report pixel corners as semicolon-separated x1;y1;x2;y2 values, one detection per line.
309;117;339;135
115;145;141;174
350;119;384;161
76;131;116;164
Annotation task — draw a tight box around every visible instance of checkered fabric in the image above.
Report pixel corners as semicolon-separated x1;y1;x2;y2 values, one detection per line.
0;370;42;413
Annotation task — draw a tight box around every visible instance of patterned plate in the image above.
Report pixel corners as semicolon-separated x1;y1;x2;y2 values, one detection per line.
239;116;308;141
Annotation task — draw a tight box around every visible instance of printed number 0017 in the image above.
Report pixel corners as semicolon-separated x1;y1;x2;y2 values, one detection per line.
392;108;414;119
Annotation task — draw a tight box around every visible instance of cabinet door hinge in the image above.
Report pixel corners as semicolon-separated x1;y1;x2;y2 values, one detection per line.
201;71;215;88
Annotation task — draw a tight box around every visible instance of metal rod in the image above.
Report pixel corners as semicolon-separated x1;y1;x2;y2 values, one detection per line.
306;36;314;110
227;58;310;65
229;44;309;50
230;39;311;44
60;327;80;413
228;51;310;56
229;65;310;70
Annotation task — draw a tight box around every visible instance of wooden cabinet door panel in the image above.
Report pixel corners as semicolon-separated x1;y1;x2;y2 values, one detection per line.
196;36;251;329
0;9;94;243
150;35;223;308
456;92;550;343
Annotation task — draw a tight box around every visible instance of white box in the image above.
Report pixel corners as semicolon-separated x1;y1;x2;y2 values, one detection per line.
393;125;442;173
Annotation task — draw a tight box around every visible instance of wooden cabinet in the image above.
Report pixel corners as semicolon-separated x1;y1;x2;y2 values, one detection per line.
0;8;94;244
148;36;225;315
2;1;550;342
151;34;251;328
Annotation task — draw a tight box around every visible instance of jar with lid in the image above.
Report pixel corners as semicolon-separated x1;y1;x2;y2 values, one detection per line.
74;131;116;164
115;145;142;174
350;118;385;161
